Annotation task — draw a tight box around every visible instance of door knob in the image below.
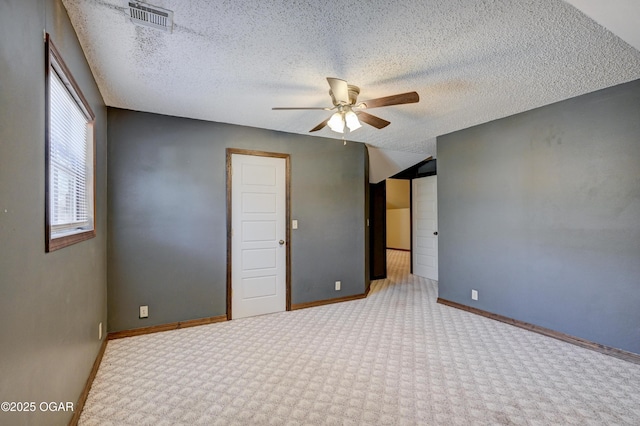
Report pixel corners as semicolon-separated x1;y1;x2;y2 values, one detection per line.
433;231;438;236
279;240;285;245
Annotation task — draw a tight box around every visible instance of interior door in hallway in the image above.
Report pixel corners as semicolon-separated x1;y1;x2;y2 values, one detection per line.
231;153;287;319
412;175;438;280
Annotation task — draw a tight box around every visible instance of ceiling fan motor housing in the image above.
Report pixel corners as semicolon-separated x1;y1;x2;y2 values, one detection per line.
330;85;361;106
347;85;360;105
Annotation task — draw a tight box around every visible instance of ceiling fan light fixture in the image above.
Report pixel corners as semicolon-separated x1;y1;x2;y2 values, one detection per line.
327;112;345;133
344;110;361;131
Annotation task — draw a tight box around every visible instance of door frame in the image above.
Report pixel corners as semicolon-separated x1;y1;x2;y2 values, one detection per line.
226;148;291;320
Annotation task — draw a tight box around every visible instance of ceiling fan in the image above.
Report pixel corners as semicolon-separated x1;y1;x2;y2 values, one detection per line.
272;77;419;133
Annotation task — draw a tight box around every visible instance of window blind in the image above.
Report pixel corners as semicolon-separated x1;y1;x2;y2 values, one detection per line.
49;67;91;237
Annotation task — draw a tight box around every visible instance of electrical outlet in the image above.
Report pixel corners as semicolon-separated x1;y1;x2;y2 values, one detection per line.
292;219;298;229
139;305;149;318
471;289;478;301
335;281;341;291
98;322;102;340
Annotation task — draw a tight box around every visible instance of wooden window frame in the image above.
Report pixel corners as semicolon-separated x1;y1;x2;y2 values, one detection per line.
45;34;96;252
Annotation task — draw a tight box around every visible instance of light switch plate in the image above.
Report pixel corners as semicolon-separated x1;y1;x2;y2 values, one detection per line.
292;220;298;229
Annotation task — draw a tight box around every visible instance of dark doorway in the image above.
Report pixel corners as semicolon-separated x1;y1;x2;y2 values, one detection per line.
369;181;386;280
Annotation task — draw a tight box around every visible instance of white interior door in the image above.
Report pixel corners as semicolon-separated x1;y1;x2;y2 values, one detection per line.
231;154;286;319
412;175;438;280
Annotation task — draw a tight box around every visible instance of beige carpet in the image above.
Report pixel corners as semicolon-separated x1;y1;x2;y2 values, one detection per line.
80;250;640;425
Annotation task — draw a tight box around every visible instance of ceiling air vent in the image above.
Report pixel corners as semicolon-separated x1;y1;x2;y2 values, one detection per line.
127;1;173;32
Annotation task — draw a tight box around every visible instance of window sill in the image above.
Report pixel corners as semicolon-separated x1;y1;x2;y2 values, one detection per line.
46;229;96;252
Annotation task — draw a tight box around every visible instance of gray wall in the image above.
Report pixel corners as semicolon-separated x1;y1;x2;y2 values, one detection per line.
0;1;108;425
438;79;640;354
107;109;367;332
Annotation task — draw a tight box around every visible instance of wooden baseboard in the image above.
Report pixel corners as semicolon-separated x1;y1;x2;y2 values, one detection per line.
292;287;370;311
437;298;640;365
107;315;227;340
387;248;411;252
69;338;107;426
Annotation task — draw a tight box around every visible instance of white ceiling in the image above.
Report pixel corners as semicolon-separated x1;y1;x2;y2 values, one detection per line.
564;0;640;52
61;0;640;158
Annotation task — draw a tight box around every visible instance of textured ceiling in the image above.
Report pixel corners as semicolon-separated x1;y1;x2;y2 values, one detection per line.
61;0;640;157
564;0;640;51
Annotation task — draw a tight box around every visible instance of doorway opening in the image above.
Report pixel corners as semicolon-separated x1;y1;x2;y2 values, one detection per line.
386;178;411;278
369;158;437;282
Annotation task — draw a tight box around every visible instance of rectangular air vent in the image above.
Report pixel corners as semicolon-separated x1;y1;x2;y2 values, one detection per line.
127;1;173;32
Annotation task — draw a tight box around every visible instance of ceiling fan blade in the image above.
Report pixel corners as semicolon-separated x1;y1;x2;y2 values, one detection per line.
327;77;350;105
359;91;419;109
309;118;330;132
357;111;390;129
272;107;332;110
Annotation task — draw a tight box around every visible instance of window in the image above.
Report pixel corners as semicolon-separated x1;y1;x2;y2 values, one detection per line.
45;35;96;252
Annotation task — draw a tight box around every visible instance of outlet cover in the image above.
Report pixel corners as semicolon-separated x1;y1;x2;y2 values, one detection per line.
471;289;478;301
335;281;341;291
98;322;102;340
139;305;149;318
